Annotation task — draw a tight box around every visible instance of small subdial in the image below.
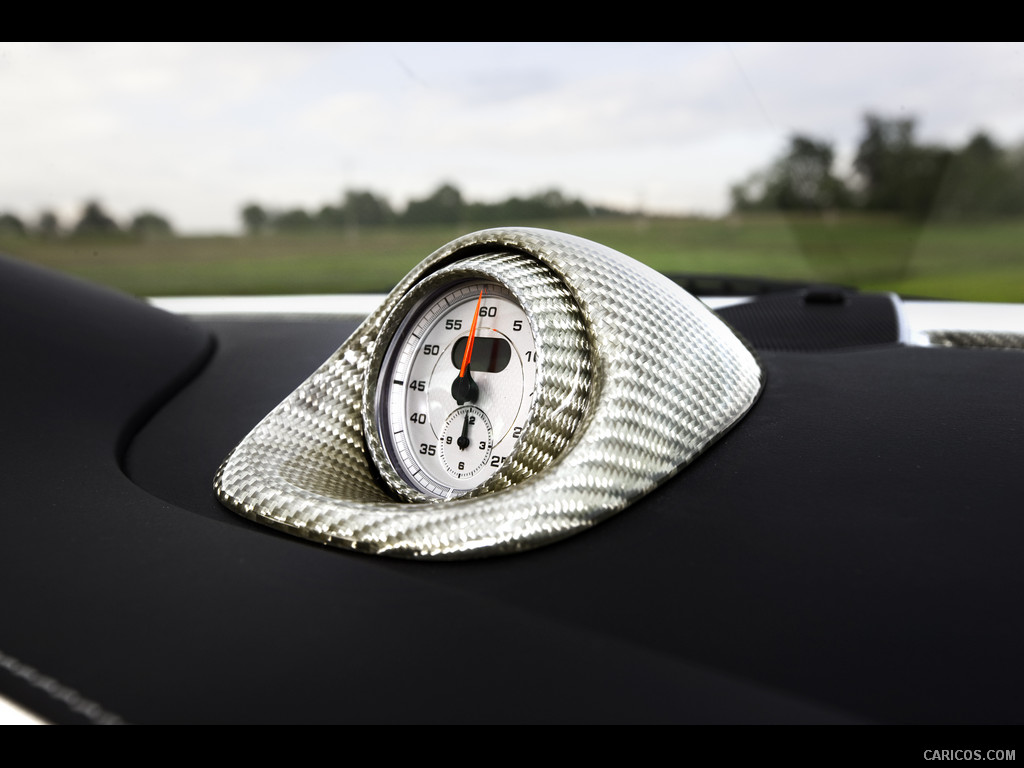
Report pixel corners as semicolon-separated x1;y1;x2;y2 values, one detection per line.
439;406;493;482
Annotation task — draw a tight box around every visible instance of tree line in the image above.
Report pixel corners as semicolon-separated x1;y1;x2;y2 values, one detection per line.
0;201;174;240
241;184;622;234
0;184;622;242
731;113;1024;219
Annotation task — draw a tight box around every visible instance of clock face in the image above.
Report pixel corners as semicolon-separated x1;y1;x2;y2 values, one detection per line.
371;279;538;500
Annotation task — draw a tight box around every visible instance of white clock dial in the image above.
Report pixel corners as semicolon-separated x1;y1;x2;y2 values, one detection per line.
373;280;537;500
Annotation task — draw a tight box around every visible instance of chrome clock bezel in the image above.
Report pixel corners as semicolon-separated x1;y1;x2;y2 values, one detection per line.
362;252;590;503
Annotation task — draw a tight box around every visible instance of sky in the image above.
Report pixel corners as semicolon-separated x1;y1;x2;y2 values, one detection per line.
3;42;1024;234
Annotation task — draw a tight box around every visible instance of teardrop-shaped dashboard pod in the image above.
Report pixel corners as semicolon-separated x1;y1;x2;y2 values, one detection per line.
214;228;764;559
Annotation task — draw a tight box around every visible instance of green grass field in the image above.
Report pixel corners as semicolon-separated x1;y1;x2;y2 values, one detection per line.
2;215;1023;301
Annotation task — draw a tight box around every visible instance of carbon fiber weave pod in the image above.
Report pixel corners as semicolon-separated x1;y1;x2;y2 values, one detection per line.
214;228;764;558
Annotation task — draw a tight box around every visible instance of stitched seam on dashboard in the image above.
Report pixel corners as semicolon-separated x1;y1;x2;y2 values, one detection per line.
0;648;125;725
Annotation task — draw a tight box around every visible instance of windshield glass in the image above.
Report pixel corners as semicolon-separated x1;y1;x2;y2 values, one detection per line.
1;42;1022;301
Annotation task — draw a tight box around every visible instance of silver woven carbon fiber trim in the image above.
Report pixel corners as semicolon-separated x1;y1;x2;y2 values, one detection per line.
214;228;764;559
924;330;1024;351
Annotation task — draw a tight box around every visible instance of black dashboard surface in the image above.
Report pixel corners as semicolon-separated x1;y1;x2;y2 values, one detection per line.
2;255;1022;723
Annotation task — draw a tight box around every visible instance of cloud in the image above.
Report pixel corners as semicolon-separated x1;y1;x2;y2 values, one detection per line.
2;42;1023;231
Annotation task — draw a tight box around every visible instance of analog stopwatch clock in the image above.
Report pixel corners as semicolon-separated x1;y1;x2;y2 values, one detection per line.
370;278;535;499
363;252;590;502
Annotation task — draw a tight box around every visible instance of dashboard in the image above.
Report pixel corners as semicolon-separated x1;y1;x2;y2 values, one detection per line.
1;237;1022;724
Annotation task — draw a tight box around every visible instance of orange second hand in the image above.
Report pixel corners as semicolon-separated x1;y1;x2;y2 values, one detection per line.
460;288;484;378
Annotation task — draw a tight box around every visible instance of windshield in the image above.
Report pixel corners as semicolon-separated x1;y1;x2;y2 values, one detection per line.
1;42;1022;302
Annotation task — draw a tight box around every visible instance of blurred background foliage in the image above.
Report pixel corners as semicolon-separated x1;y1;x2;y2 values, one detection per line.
732;113;1024;219
2;113;1023;302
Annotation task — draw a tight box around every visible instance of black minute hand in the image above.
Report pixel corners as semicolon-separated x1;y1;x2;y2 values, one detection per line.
457;412;471;450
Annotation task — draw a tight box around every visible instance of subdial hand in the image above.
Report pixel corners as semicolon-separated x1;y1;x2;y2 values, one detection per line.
451;288;484;405
457;413;471;450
